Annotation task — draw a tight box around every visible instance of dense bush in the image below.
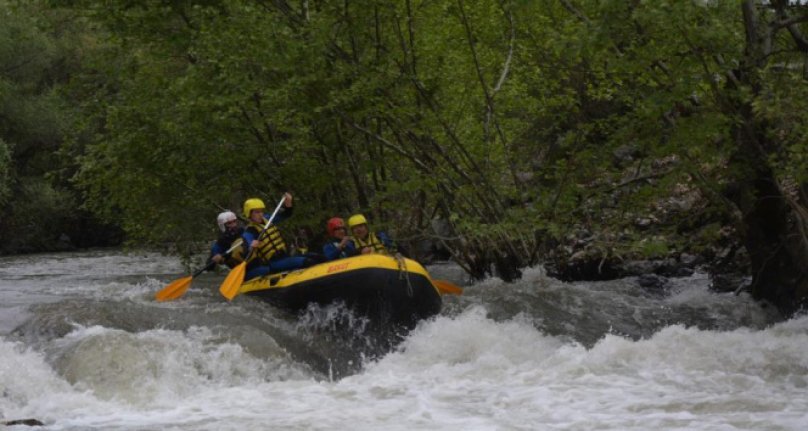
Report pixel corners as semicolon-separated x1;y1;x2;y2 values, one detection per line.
2;0;806;313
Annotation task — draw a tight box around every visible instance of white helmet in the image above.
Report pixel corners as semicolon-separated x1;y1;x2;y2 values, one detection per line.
216;211;238;232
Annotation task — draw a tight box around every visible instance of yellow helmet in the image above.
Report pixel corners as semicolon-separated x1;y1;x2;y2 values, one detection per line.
347;214;368;228
243;198;266;218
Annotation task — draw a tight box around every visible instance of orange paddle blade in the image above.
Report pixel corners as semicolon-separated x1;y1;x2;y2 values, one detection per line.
219;261;247;301
155;276;193;302
433;279;463;295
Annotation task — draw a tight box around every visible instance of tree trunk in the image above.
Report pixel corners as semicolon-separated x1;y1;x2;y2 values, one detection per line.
728;120;808;314
727;1;808;315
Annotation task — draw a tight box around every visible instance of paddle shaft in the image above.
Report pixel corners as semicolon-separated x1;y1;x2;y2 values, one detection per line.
197;238;244;276
155;239;244;301
192;261;216;278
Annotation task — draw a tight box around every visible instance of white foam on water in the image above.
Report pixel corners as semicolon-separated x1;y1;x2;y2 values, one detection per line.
354;307;808;430
0;323;312;429
3;307;807;430
1;252;804;430
0;250;186;280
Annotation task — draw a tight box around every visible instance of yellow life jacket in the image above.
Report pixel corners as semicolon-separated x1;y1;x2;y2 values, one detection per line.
354;232;388;255
246;219;287;263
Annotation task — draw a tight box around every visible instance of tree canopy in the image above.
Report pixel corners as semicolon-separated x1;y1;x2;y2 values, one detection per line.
2;0;807;313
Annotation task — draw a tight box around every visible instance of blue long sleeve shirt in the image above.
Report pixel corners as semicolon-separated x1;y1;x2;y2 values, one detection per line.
322;238;358;261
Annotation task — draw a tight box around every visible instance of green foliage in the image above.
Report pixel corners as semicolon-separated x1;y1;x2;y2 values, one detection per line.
0;0;114;252
0;177;77;253
634;237;670;259
3;0;807;286
0;138;10;206
695;222;724;245
0;1;68;155
752;64;808;183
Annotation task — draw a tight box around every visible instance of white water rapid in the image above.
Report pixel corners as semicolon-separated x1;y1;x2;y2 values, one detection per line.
1;250;806;430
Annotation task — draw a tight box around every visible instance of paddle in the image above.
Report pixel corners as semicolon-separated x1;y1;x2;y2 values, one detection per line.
219;196;287;301
155;239;243;302
433;279;463;295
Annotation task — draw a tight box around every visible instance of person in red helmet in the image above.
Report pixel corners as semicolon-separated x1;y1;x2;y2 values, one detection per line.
322;217;357;261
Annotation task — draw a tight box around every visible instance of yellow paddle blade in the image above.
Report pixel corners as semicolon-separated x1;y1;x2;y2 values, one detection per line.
433;279;463;295
155;276;193;302
219;261;247;301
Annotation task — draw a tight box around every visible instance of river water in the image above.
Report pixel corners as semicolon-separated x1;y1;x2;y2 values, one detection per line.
1;249;806;430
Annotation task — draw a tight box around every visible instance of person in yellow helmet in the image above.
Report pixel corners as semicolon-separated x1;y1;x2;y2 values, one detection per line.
347;213;400;256
241;193;323;280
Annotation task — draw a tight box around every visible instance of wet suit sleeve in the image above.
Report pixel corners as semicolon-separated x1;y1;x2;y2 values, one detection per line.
379;231;409;258
267;205;293;224
322;242;340;261
241;230;257;256
210;241;225;257
377;231;396;251
344;240;358;256
206;241;222;270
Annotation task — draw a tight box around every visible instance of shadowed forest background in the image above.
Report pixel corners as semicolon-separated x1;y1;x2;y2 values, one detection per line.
1;0;806;315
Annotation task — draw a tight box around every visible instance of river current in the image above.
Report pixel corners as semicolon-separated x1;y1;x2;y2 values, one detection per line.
1;250;806;430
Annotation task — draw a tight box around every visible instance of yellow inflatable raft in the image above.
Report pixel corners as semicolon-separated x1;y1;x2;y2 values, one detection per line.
239;254;442;327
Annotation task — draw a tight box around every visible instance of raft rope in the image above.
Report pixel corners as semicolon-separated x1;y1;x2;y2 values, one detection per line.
395;253;414;298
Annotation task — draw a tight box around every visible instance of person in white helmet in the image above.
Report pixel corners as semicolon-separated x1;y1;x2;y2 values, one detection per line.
208;210;245;269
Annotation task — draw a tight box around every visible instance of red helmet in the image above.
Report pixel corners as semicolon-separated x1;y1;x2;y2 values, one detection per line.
327;217;346;236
